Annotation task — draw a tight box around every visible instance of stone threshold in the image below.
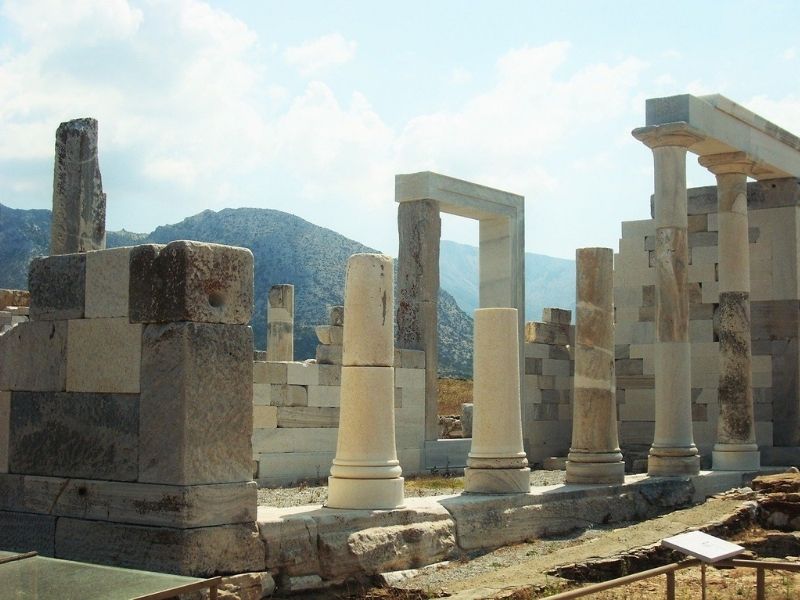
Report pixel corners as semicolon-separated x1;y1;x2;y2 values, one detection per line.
257;469;782;593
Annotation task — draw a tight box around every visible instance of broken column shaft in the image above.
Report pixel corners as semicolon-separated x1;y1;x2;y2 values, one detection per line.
327;253;404;509
566;247;624;484
464;307;529;494
699;152;760;471
51;118;106;255
266;284;294;362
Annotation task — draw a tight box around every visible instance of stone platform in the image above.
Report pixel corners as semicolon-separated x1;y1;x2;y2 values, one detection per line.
257;469;777;593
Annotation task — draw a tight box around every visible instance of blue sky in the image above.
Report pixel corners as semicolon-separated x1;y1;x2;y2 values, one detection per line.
1;0;799;258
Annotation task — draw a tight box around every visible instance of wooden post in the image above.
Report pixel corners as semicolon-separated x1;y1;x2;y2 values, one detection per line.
756;567;765;600
666;571;675;600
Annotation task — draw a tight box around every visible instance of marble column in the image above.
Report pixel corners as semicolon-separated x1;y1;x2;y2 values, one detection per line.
327;253;404;509
566;248;625;484
266;284;294;362
633;124;702;477
51;118;106;255
699;152;760;471
464;308;530;494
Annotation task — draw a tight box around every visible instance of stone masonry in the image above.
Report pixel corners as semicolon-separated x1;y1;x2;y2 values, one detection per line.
0;241;265;576
614;181;800;462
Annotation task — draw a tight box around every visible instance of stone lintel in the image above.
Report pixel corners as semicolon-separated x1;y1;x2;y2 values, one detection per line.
395;171;523;220
644;94;800;179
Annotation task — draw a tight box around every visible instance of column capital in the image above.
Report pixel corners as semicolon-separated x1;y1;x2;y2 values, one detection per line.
698;151;755;176
632;122;705;149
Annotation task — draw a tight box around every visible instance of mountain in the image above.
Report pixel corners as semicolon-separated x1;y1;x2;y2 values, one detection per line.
440;240;576;322
0;204;473;376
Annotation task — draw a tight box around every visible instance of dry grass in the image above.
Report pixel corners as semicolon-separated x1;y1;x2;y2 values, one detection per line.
562;565;800;600
438;377;472;416
405;474;464;496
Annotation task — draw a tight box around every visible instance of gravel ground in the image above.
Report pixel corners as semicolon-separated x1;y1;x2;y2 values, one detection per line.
257;469;567;507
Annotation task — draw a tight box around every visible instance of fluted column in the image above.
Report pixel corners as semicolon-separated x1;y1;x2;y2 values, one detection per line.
699;152;760;471
464;308;530;494
633;124;702;477
327;253;404;509
566;248;624;484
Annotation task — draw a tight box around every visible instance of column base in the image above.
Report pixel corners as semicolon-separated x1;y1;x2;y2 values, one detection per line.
565;459;625;485
325;477;405;509
647;452;700;477
464;467;530;494
712;446;760;471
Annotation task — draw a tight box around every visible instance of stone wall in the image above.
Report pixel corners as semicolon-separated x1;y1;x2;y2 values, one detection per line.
0;290;29;335
0;242;265;576
521;308;574;463
253;348;426;485
614;181;800;461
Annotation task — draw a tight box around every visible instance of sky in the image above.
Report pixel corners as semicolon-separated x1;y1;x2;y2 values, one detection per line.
1;0;799;259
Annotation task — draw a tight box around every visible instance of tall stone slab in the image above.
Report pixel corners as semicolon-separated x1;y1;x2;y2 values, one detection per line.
566;248;624;484
267;284;294;362
327;253;404;509
633;124;701;476
50;118;106;255
699;153;760;470
464;308;529;493
397;199;441;441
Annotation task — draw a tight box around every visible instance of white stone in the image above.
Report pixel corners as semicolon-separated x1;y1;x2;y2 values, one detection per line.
342;254;394;367
253;405;277;429
84;247;131;318
328;253;403;508
66;318;142;394
465;308;529;493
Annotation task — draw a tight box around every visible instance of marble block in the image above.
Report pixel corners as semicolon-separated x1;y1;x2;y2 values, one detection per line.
28;253;86;320
8;391;139;481
129;241;253;325
66;318;142;393
139;322;253;485
85;247;131;318
0;320;67;391
55;518;265;576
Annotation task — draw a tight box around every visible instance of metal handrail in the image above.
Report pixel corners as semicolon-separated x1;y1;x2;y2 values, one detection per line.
543;557;800;600
542;559;699;599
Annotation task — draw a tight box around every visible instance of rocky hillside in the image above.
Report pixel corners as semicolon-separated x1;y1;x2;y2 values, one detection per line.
0;204;473;376
440;240;576;321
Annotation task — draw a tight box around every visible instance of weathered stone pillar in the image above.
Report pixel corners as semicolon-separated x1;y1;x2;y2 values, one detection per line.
464;308;529;493
266;284;294;362
396;199;441;441
566;248;625;484
699;152;760;470
633;124;702;476
51;118;106;255
327;253;404;509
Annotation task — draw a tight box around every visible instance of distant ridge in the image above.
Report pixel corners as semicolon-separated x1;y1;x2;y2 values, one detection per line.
440;240;576;322
0;204;473;376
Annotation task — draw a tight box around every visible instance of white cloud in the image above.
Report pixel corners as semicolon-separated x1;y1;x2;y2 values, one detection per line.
783;47;797;60
449;67;472;85
395;42;645;195
2;0;143;46
284;33;356;76
746;94;800;136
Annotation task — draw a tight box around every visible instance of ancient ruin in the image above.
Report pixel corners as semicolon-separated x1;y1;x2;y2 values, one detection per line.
2;93;800;597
